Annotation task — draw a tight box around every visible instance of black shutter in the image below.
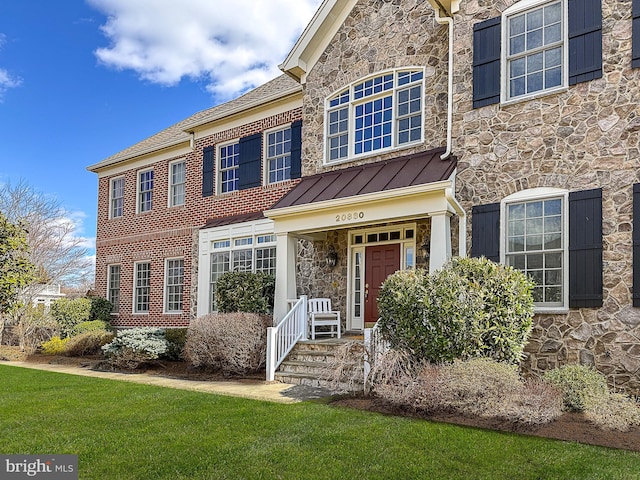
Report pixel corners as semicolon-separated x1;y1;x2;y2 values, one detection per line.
569;188;603;308
633;184;640;306
568;0;602;85
290;120;302;179
633;0;640;68
238;133;262;190
471;203;501;262
202;146;214;197
473;17;501;109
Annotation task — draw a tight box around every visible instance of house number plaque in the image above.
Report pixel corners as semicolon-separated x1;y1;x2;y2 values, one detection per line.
335;211;365;223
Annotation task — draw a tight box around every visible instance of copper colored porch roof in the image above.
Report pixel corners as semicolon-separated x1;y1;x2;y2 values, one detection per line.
270;148;456;210
202;211;266;229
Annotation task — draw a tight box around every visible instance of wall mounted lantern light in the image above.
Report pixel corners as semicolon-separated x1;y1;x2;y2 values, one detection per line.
326;245;338;268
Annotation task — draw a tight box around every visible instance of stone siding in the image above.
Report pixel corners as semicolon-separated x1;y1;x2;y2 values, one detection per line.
451;0;640;390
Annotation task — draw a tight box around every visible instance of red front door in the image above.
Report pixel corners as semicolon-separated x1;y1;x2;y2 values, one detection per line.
364;243;401;324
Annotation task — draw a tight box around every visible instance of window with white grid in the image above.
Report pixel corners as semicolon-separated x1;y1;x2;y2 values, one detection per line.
138;170;154;213
110;177;124;218
169;161;185;207
134;262;151;313
165;258;184;313
266;127;292;184
107;264;121;313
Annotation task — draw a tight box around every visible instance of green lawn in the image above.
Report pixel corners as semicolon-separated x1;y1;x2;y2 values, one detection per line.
2;365;640;480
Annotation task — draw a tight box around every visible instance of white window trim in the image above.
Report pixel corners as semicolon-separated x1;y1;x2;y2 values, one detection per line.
500;0;569;105
136;168;154;214
263;123;292;186
197;219;276;317
217;139;240;195
323;67;426;166
346;223;417;330
107;264;121;315
163;257;184;314
133;260;151;315
109;176;125;219
168;160;186;208
500;187;569;313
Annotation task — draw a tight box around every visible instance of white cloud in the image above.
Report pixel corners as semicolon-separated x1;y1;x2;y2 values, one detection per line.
88;0;322;101
0;33;22;101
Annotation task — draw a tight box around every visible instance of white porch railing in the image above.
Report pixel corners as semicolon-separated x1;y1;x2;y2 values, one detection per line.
363;321;390;392
266;295;308;381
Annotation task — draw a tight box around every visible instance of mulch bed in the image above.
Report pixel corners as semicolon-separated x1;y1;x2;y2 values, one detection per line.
331;396;640;452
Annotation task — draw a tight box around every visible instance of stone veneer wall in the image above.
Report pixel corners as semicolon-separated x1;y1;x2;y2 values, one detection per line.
302;0;450;175
450;0;640;390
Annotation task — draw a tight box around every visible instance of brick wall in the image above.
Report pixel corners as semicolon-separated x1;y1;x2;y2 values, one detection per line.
95;108;302;327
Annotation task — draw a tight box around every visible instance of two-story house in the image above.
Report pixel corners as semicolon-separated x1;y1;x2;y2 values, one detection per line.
91;0;640;390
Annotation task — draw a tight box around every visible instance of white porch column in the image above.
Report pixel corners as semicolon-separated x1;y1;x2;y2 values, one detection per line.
429;211;452;273
273;233;298;322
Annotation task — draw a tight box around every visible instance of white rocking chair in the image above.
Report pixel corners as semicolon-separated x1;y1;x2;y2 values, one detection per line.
308;298;341;340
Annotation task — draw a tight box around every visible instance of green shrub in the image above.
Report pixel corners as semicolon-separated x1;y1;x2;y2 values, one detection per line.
41;336;70;355
102;327;169;369
163;328;188;361
215;272;274;314
65;330;114;357
71;320;111;336
50;297;92;338
89;297;113;321
544;364;609;412
184;313;270;375
377;257;534;364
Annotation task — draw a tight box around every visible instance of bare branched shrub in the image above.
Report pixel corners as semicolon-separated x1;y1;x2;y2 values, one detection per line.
437;358;522;416
369;354;562;426
320;341;365;394
184;313;271;375
498;380;564;426
368;349;424;407
585;393;640;431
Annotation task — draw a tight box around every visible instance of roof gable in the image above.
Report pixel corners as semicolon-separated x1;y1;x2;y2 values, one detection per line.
280;0;358;82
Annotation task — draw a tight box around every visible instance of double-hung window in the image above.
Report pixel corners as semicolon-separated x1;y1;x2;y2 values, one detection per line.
169;161;185;207
110;177;124;218
107;264;121;313
266;127;292;184
134;261;151;313
165;258;184;313
503;0;566;102
219;141;239;193
504;192;566;308
325;68;424;163
138;169;154;213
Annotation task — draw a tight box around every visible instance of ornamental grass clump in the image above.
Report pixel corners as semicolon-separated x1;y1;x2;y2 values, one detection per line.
102;327;169;369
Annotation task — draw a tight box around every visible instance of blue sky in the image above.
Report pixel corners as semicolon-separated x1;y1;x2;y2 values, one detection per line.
0;0;321;269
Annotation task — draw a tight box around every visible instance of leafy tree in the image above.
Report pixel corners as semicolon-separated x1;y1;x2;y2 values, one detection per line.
0;211;35;315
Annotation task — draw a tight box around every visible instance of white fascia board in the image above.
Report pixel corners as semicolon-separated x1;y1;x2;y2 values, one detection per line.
265;180;453;234
279;0;358;82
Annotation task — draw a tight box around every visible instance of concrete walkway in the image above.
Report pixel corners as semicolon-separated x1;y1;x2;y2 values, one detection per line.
0;361;333;404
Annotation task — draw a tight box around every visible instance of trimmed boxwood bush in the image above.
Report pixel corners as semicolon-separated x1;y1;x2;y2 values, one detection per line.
377;256;535;364
164;328;188;361
215;272;274;314
71;320;111;336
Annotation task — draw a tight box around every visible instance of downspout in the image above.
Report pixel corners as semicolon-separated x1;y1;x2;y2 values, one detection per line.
433;7;454;160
